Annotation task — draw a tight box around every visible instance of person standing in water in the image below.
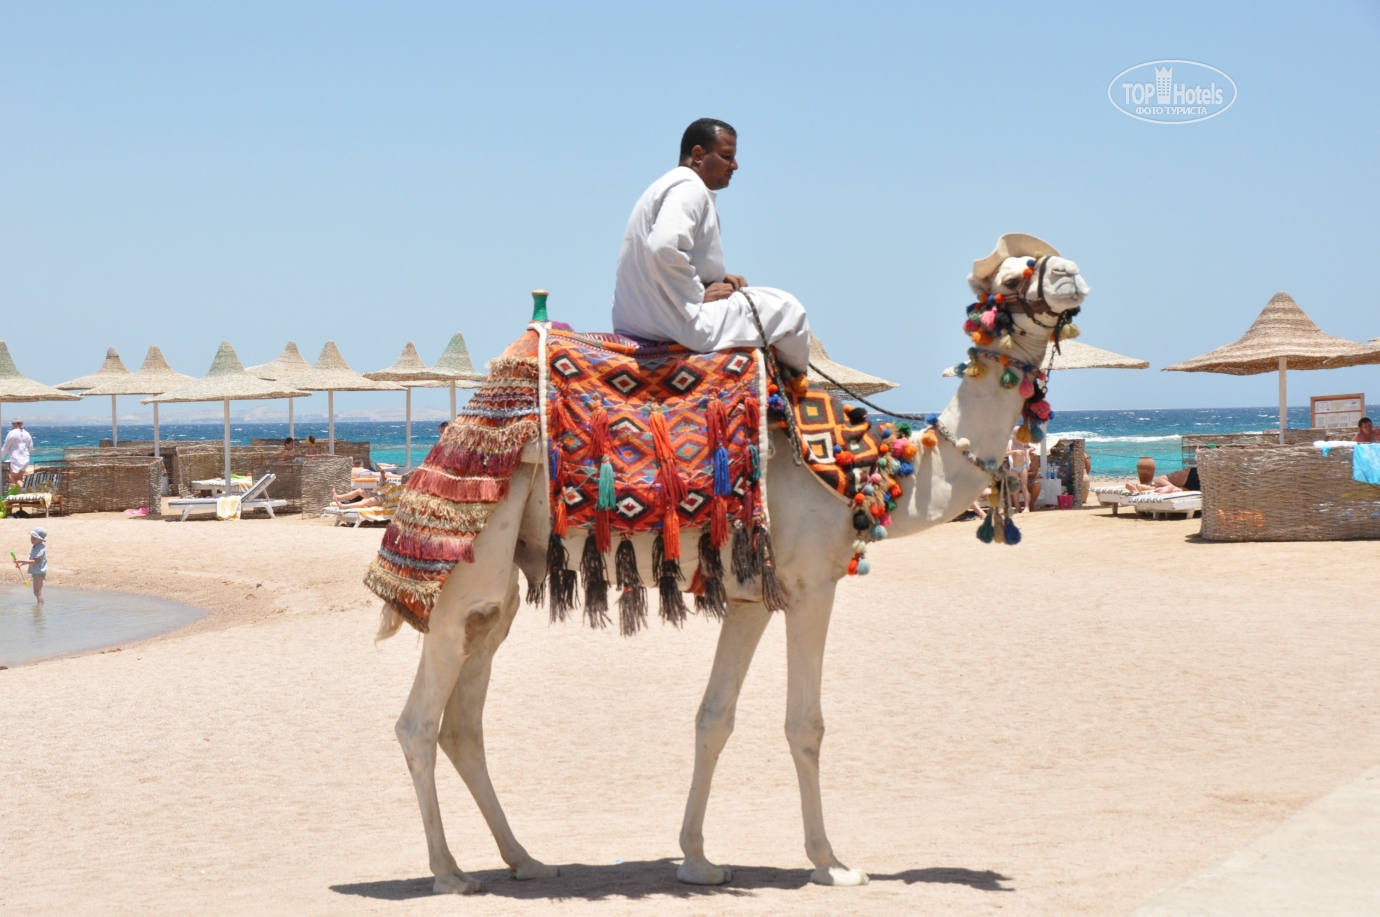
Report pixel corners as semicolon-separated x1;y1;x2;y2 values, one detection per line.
13;527;47;604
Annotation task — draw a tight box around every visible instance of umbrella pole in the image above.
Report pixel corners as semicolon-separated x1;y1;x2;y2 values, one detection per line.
112;395;118;446
223;399;232;495
328;390;335;455
1279;356;1288;445
153;403;160;459
450;381;456;421
405;387;412;470
288;397;294;440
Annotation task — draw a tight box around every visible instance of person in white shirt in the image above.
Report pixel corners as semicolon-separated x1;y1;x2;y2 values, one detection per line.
1;420;34;486
612;119;811;371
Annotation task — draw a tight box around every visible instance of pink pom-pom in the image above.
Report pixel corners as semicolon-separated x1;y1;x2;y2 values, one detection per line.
1018;376;1035;399
963;319;980;333
980;309;998;331
881;512;893;527
869;473;882;484
1028;399;1051;421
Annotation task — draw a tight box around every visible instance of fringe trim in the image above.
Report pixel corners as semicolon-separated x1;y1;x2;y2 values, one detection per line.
487;355;540;379
615;535;646;636
438;418;538;457
525;571;546;606
363;563;444;632
392;493;495;531
546;532;577;623
653;534;688;627
382;527;476;563
579;534;610;629
407;469;510;504
694;529;727;620
755;525;790;612
732;522;757;585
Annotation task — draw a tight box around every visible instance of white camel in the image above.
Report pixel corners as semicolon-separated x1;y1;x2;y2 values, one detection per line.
377;240;1091;894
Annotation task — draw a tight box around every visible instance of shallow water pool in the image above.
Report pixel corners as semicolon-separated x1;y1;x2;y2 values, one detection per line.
0;585;205;667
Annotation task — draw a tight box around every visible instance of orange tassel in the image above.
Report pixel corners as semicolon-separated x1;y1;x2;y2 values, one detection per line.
711;494;728;549
663;498;681;560
590;399;609;458
649;406;687;507
553;490;568;537
595;507;611;554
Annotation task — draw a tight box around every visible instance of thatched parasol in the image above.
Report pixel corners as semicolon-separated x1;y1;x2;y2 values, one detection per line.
283;342;402;455
246;342;314;437
1042;339;1149;371
1163;292;1380;443
84;347;195;458
807;336;898;397
366;342;461;470
0;342;82;445
144;342;309;494
58;348;132;445
427;332;487;420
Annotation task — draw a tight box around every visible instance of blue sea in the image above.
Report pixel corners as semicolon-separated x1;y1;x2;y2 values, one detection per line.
20;407;1317;478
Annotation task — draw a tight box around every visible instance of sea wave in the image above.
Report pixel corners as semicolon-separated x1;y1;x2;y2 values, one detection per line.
1050;431;1181;443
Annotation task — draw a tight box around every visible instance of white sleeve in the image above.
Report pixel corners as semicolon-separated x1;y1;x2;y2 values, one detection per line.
645;181;710;314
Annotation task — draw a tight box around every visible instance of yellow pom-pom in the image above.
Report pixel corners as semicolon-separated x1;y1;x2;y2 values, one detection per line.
1015;424;1032;444
1061;322;1081;340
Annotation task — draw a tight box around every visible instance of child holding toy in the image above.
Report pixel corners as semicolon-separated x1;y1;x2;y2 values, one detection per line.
14;527;47;604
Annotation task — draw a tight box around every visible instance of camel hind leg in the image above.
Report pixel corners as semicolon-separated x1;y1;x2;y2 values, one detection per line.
393;463;540;895
437;573;558;880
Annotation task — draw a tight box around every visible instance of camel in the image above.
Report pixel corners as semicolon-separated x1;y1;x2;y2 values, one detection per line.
376;240;1091;894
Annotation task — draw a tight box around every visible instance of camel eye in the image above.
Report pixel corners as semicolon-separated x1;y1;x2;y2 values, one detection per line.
1002;276;1020;289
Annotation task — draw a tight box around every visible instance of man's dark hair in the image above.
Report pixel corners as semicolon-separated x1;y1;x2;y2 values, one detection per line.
283;437;294;446
680;118;736;161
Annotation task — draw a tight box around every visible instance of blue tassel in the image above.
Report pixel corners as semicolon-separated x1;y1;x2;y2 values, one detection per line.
870;524;887;540
748;445;761;482
547;441;560;481
597;459;616;510
1003;519;1022;545
976;515;994;543
857;556;871;575
925;413;940;426
1029;425;1045;443
898;461;915;476
712;445;731;496
768;394;786;413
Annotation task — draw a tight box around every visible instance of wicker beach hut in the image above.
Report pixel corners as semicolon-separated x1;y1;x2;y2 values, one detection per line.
245;342;313;438
82;347;194;458
1163;292;1380;444
57;348;131;445
427;332;487;420
144;342;308;492
0;342;82;440
365;342;461;470
282;342;401;456
807;336;898;397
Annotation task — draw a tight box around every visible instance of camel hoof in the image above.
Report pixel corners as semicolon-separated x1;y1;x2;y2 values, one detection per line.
509;858;560;880
810;866;869;887
433;871;484;895
677;859;733;885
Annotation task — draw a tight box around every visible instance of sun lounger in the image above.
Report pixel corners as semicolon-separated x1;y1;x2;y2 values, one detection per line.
167;473;287;521
1129;490;1202;519
4;471;62;517
1091;485;1134;515
322;504;395;528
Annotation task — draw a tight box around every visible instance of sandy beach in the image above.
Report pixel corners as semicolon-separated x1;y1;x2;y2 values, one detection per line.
2;506;1377;916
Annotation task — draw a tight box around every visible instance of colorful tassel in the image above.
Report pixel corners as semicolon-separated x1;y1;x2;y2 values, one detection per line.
856;556;870;575
579;534;610;629
597;459;615;509
1000;369;1020;389
615;535;646;636
754;525;789;612
1003;518;1022;545
694;530;727;620
653;533;687;626
546;531;576;622
976;515;994;543
1018;376;1035;399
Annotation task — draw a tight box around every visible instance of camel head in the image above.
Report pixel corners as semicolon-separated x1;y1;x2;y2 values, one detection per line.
966;235;1089;360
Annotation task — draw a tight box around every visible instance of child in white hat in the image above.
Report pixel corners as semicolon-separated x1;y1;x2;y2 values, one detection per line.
14;527;47;604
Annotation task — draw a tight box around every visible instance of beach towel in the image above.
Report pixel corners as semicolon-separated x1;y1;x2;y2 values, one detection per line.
216;496;242;520
1353;443;1380;485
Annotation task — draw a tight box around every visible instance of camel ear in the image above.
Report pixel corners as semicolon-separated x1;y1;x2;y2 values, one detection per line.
967;273;986;298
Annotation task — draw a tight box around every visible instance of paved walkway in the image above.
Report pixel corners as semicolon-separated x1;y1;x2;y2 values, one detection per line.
1132;766;1380;916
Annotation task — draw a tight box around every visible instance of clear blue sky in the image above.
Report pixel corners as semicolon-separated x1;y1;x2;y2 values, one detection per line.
3;1;1378;421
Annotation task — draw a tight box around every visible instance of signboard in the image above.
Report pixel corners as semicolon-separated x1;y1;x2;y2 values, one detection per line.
1310;393;1365;430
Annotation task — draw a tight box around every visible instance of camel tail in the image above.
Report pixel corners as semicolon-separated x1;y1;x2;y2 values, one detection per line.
375;603;406;644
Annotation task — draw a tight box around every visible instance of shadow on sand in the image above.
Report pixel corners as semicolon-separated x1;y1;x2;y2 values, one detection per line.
331;859;1013;901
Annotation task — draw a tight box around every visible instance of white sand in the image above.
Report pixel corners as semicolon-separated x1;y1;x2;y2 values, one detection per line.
1;508;1377;915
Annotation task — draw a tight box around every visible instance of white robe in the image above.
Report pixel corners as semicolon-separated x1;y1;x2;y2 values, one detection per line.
2;428;33;473
612;166;810;370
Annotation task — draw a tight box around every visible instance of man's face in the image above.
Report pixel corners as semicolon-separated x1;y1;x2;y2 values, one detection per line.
687;130;738;191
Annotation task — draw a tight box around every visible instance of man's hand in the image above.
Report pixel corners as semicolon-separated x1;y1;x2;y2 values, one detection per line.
723;274;747;290
703;282;736;302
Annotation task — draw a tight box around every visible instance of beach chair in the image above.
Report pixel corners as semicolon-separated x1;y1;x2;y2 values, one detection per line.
4;471;63;518
1091;485;1135;515
1129;490;1203;519
167;473;288;521
322;479;401;528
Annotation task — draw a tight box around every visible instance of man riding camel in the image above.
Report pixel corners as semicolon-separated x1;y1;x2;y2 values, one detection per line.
612;118;812;371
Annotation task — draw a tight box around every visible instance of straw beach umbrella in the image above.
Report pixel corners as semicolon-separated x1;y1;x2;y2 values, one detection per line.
82;347;194;459
0;342;82;442
365;342;460;470
144;342;308;493
283;342;402;455
430;332;487;420
57;347;131;445
807;336;898;397
1041;339;1149;371
245;342;313;438
1163;292;1380;443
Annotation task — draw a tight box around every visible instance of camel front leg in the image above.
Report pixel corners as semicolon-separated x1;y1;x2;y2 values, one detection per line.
784;586;868;886
678;600;772;885
438;576;558;881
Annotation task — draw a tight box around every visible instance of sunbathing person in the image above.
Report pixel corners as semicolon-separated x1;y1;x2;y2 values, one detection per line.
332;485;383;509
1127;466;1200;493
1356;417;1380;443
